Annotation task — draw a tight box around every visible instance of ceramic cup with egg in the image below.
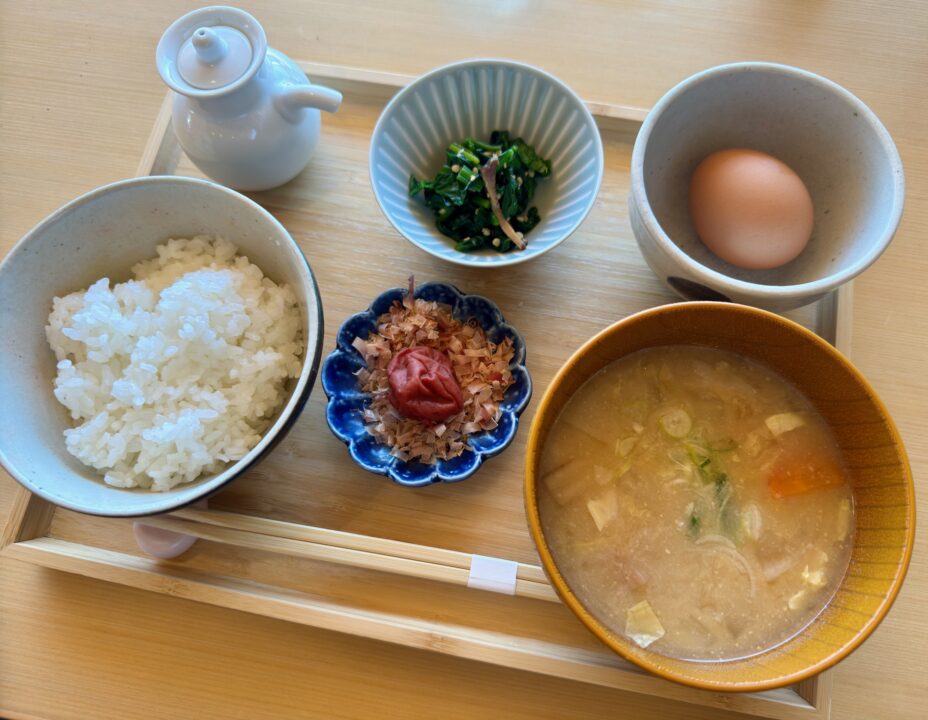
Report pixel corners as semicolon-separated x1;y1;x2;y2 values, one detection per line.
629;62;904;311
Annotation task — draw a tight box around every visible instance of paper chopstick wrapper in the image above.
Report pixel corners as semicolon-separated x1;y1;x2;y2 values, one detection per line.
467;554;519;595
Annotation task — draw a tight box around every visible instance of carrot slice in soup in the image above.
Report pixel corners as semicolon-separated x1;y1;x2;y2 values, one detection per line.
767;432;847;498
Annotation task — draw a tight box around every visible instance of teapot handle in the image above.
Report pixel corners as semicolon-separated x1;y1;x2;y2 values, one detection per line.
275;84;343;123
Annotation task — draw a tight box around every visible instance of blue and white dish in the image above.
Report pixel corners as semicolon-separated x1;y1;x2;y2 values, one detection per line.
322;282;531;486
369;59;604;267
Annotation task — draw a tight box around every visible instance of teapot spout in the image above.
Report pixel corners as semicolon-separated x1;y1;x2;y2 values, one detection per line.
275;84;343;123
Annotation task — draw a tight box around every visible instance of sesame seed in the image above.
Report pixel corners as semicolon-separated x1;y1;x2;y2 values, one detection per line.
516;176;523;186
451;164;460;173
492;238;501;248
482;228;491;236
527;170;535;177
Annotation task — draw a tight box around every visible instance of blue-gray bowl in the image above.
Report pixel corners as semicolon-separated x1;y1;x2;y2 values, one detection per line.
369;59;604;267
322;282;531;486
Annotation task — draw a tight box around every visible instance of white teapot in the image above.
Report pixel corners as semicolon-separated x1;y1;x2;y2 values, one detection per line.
156;6;342;191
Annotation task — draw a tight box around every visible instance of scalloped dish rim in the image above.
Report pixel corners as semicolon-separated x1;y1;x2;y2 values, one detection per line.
322;281;532;486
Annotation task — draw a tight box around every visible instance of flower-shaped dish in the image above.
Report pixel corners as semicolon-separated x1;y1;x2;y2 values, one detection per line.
322;282;531;486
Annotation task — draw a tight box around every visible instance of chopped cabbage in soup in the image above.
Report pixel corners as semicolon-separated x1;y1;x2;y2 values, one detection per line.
538;346;855;661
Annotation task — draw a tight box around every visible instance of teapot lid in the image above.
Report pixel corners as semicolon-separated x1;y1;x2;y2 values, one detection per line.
156;6;267;97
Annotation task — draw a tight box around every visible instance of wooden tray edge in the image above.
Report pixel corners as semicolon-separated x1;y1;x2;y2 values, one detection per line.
1;59;844;719
1;537;823;720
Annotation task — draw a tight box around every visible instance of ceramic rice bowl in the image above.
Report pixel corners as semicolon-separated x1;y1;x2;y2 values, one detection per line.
0;176;323;517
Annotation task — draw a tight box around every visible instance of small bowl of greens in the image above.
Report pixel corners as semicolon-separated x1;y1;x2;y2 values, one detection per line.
370;59;604;267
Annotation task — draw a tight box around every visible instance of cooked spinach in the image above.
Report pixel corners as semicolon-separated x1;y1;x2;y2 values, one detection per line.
408;130;551;253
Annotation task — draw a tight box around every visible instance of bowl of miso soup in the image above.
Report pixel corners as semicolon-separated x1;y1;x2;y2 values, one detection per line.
524;302;914;691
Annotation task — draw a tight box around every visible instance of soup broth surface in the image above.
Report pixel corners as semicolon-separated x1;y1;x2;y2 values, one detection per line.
538;346;854;661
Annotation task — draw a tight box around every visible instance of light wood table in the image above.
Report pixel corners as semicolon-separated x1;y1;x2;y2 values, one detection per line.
1;2;925;718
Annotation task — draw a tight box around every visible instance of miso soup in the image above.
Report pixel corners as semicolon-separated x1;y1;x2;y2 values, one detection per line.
538;346;854;661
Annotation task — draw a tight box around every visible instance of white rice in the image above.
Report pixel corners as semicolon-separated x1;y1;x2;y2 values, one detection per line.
45;235;303;491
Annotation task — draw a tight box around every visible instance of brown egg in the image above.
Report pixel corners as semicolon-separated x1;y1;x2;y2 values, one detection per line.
689;149;814;270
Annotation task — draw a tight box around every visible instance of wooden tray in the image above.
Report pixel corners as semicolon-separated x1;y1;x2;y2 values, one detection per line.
1;61;852;720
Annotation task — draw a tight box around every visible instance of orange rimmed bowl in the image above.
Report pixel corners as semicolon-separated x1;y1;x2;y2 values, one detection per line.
524;301;914;692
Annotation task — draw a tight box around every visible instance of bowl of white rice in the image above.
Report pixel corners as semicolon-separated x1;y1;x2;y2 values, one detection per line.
0;176;323;516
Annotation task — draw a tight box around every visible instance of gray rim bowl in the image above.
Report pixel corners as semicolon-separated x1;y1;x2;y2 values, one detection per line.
629;62;905;309
0;176;323;517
